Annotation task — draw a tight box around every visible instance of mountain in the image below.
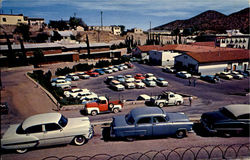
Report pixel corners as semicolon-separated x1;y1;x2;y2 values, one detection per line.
153;8;249;33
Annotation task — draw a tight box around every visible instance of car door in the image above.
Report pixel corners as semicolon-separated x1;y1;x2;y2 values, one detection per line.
152;116;173;136
168;94;176;104
43;123;66;146
25;124;45;147
135;117;153;137
99;100;108;112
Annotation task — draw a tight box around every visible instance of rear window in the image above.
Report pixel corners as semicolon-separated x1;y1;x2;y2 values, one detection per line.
125;114;135;125
219;107;236;119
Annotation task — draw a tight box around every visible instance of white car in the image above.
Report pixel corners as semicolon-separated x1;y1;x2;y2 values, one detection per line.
155;77;168;87
104;69;113;74
143;78;157;87
176;71;192;79
1;113;93;153
230;71;244;79
145;73;157;80
64;88;90;98
122;79;136;89
51;79;71;87
134;79;146;89
66;73;80;81
109;80;125;91
75;72;90;79
112;68;119;72
216;72;233;80
79;92;98;100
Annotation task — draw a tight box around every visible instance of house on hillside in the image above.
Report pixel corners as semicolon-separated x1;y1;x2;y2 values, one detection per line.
28;17;45;27
174;50;249;75
0;14;28;25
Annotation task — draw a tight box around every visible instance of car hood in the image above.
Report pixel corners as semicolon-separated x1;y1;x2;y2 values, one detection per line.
65;117;91;129
166;113;190;122
2;124;20;139
201;111;230;123
112;115;129;127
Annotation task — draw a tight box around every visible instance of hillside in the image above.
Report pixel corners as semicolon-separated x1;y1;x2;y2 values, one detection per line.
153;8;249;33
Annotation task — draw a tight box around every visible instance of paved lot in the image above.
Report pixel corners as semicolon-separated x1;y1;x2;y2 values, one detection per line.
1;61;249;159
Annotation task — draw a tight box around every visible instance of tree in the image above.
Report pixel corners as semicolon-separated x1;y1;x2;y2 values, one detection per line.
36;33;49;43
19;38;28;65
86;34;91;57
172;28;180;44
4;32;16;67
69;17;87;30
33;49;46;68
14;24;30;41
48;20;69;31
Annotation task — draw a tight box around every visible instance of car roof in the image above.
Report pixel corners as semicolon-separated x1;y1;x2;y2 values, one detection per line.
223;104;250;118
130;107;165;120
99;96;107;101
22;113;62;130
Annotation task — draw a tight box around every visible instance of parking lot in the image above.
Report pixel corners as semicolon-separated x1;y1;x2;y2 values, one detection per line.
1;62;249;159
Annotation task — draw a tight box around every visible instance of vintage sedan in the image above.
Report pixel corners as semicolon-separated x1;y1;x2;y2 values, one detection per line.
1;113;93;153
200;75;220;83
142;78;157;87
155;77;168;86
215;72;233;80
176;71;192;79
110;107;193;141
200;104;250;137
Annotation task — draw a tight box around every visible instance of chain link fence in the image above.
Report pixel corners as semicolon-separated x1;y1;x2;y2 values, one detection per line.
42;143;249;160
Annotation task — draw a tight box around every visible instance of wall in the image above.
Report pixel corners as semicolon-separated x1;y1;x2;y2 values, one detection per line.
161;51;180;66
199;63;228;75
175;54;198;71
0;15;28;25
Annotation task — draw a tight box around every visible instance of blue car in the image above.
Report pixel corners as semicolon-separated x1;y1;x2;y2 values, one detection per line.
94;69;105;75
110;107;193;141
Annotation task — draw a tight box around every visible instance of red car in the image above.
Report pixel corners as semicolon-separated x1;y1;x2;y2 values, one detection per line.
134;73;145;80
86;70;99;77
125;63;134;68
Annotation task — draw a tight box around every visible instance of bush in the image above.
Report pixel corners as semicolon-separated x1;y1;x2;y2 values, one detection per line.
55;67;74;76
95;60;111;68
73;63;93;71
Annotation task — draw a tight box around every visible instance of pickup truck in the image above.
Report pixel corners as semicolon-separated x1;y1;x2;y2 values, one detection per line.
83;96;123;116
149;91;184;107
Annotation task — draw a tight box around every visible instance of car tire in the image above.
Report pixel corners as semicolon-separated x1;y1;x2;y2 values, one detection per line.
91;110;98;116
113;108;119;113
176;130;186;138
74;135;87;146
158;103;164;108
176;101;181;105
125;137;135;142
109;103;114;109
16;148;28;154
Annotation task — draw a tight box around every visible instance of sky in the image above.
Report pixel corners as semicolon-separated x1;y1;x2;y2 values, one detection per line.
0;0;249;31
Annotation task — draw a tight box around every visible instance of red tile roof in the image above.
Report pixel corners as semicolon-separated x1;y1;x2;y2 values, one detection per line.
185;50;250;63
137;45;162;52
191;42;215;47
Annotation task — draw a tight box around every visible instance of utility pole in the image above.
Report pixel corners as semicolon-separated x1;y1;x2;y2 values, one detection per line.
11;9;13;14
149;21;152;42
101;11;103;30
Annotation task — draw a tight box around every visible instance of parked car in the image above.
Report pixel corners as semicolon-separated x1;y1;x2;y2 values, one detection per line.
64;88;90;98
86;70;99;77
136;94;151;101
83;96;123;116
115;75;126;83
66;73;80;81
200;75;220;83
144;73;157;80
104;69;113;74
125;63;134;68
112;68;119;72
134;73;145;80
215;72;233;80
162;66;176;73
155;77;168;86
230;71;244;79
142;78;157;87
104;76;114;84
78;92;98;100
51;79;71;87
94;69;105;75
176;71;192;79
122;79;136;89
236;70;249;77
109;80;125;91
81;96;99;105
75;72;90;79
200;104;250;137
110;107;193;141
134;79;146;89
51;76;71;82
1;113;93;153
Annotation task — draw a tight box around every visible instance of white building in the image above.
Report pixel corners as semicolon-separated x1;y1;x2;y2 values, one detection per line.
88;26;121;35
149;50;180;66
174;50;249;75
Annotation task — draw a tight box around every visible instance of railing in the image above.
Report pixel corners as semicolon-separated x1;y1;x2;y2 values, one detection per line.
42;143;249;160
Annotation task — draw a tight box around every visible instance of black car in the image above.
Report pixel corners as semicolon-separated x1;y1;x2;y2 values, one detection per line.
200;75;220;83
200;104;250;137
1;102;9;115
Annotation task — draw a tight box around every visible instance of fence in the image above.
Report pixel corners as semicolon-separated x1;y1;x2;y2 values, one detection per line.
42;143;249;160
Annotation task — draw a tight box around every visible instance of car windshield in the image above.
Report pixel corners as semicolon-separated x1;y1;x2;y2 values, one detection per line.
125;113;135;125
219;107;236;119
58;115;68;127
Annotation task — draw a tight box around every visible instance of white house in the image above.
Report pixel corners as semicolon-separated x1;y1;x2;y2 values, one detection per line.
174;50;249;75
149;50;181;66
